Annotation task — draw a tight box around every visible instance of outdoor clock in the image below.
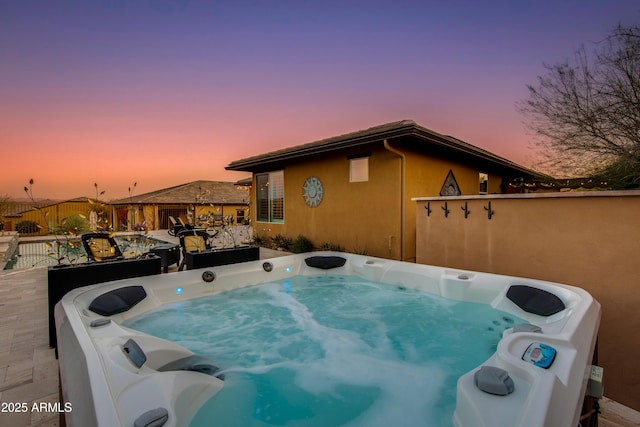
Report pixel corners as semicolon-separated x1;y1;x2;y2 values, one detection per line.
302;176;324;208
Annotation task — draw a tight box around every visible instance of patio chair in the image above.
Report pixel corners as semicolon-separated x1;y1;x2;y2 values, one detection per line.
168;216;194;236
177;229;212;271
212;214;225;227
82;232;124;262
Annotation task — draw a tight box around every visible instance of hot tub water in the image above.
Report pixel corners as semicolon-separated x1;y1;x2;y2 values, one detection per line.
124;274;524;427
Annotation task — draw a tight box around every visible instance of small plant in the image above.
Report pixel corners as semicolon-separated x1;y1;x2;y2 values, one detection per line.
23;179;87;264
272;234;292;251
133;223;146;232
55;214;90;235
319;241;345;252
45;239;86;265
292;234;313;253
351;246;368;255
88;182;111;231
118;234;153;258
252;233;264;245
23;179;49;235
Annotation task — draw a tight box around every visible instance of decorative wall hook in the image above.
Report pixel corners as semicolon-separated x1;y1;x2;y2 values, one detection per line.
461;202;471;218
425;202;432;216
484;201;495;220
442;202;450;218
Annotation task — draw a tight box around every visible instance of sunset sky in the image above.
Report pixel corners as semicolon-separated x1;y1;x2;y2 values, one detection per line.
2;0;639;200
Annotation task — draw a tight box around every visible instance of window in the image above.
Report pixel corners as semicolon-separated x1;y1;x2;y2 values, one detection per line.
236;209;246;224
479;172;488;194
256;171;284;223
350;156;369;182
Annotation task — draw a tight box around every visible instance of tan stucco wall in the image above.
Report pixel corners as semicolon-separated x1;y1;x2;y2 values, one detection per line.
253;147;403;259
403;148;503;261
251;140;515;261
414;191;640;411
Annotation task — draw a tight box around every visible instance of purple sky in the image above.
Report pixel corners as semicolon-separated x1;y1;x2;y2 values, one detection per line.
1;0;639;199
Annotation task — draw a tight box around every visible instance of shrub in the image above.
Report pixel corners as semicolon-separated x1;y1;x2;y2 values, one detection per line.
15;220;40;234
55;214;90;235
292;234;313;253
319;241;344;252
272;234;292;251
253;233;269;246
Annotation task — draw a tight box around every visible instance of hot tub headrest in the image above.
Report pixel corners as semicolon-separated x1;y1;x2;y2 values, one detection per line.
506;285;565;316
304;256;347;270
88;285;147;316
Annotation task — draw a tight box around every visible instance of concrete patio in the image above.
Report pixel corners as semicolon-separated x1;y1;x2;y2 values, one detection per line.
0;231;637;426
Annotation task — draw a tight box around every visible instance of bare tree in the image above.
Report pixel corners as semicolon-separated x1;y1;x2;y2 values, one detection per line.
520;23;640;187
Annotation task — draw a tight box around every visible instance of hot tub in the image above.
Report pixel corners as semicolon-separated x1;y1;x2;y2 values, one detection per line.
55;252;600;427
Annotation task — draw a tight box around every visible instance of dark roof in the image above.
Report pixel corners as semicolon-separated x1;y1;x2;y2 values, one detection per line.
226;120;543;177
109;180;249;205
3;202;39;217
234;177;253;186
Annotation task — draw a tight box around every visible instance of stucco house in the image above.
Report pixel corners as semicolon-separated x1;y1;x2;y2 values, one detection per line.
109;180;250;231
227;120;542;262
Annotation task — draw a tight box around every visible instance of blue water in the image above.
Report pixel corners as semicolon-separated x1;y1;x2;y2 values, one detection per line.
124;275;523;427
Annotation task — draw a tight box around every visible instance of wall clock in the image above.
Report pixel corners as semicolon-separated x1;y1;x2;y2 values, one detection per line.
302;176;324;208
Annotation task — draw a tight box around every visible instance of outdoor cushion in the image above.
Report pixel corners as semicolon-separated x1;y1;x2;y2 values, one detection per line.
304;256;347;270
82;232;124;262
184;235;207;252
88;285;147;316
87;238;117;260
506;285;566;316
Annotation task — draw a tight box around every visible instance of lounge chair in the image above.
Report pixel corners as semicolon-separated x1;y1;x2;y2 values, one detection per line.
168;216;194;236
82;232;124;262
177;229;212;271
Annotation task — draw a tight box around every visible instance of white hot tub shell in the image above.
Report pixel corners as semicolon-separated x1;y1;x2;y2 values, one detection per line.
55;252;601;427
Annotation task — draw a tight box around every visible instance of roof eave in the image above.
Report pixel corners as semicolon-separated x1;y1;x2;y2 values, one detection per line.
227;123;542;178
414;128;544;178
226;122;417;171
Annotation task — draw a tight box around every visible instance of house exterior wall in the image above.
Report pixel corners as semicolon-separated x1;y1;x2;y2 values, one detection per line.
414;191;640;411
253;146;402;259
250;139;512;261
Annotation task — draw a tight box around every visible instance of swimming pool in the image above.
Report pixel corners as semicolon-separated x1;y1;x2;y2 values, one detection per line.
55;252;601;427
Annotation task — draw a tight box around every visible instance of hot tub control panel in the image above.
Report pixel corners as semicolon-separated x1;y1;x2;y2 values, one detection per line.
522;342;557;369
